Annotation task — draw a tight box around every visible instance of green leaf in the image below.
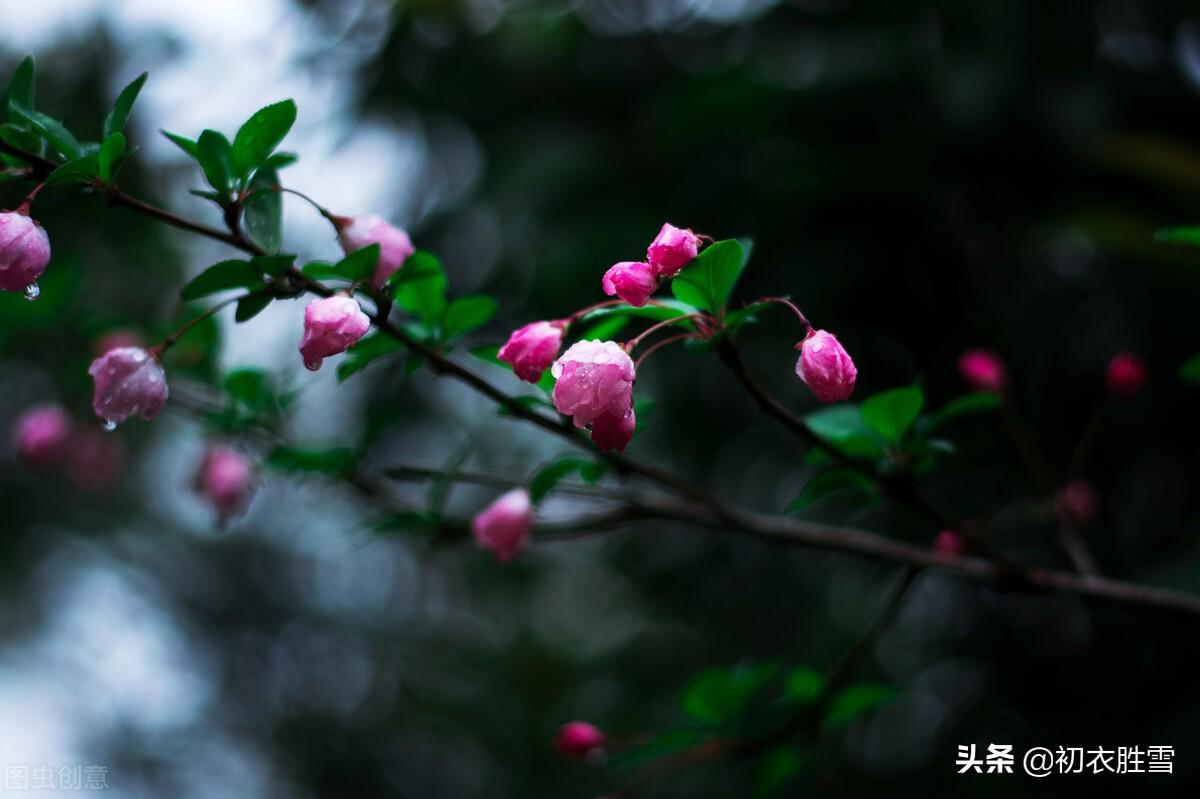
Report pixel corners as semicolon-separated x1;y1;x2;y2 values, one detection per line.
671;239;746;313
607;730;710;770
577;314;629;341
785;467;874;512
336;332;406;382
10;104;81;159
1154;226;1200;247
44;155;98;187
231;99;296;178
96;132;126;182
823;683;899;730
180;260;262;300
196;129;234;193
266;445;356;476
6;56;34;119
103;72;147;138
162;130;199;159
1179;354;1200;385
529;457;593;503
443;296;497;340
925;391;1001;432
251;253;294;277
0;123;41;155
301;260;343;281
803;405;882;459
754;746;805;799
245;166;283;252
682;663;780;728
860;385;924;446
393;251;447;325
234;293;272;322
781;667;826;706
724;299;774;334
262;151;298;170
223;368;272;410
334;243;381;282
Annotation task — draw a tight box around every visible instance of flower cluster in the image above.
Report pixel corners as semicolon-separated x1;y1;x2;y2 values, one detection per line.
601;223;701;307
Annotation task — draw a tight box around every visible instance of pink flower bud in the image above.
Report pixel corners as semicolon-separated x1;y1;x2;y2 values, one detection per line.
794;329;856;403
13;404;71;470
934;529;965;555
552;340;636;429
601;261;659;307
196;446;256;522
589;408;635;453
89;347;169;426
472;488;533;563
299;296;371;371
1105;352;1146;398
498;320;565;383
646;222;701;277
94;329;144;356
337;214;415;288
957;349;1007;393
0;210;51;294
555;721;606;759
67;427;126;491
1055;480;1100;528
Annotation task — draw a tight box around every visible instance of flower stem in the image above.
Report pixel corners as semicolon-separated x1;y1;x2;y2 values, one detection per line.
624;314;705;351
635;333;696;368
152;293;252;356
758;296;811;330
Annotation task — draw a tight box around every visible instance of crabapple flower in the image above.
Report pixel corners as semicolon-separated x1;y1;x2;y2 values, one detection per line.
13;404;71;469
89;347;169;426
1105;352;1146;398
1055;480;1099;528
498;320;565;383
934;529;965;555
0;210;51;295
555;722;606;759
794;329;856;402
552;340;636;429
67;427;126;490
299;295;371;371
958;349;1007;393
646;222;701;277
601;261;658;307
337;214;415;287
472;489;533;563
196;446;256;522
589;408;635;453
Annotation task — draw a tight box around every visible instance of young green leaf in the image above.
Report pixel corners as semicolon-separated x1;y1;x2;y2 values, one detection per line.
785;467;874;512
180;260;262;300
333;243;381;282
803;405;882;459
1154;226;1200;247
196;129;234;193
682;663;780;728
1179;354;1200;385
822;683;900;730
754;746;806;799
250;252;295;277
443;296;497;340
393;251;447;325
266;445;356;476
44;155;99;187
245;166;283;253
781;667;826;707
232;99;296;178
96;132;126;182
336;332;406;382
860;385;924;446
10;105;81;160
924;391;1001;432
671;239;746;313
223;368;272;410
234;293;272;322
529;457;593;503
577;314;629;341
162;130;199;159
102;72;148;138
6;56;34;118
578;298;699;327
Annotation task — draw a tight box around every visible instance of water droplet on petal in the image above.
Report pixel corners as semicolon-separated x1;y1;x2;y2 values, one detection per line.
101;419;118;432
304;359;321;371
23;283;40;301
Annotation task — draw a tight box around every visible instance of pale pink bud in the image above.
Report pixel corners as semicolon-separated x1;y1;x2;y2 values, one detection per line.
94;329;144;356
794;329;856;403
601;261;659;307
337;214;415;287
646;222;701;277
88;346;169;426
934;529;965;555
957;349;1007;393
551;340;636;429
498;320;565;383
555;721;606;759
196;446;256;522
472;488;533;563
1055;480;1100;528
13;404;71;470
1105;352;1146;398
299;296;371;371
589;408;635;453
0;210;51;294
67;427;126;490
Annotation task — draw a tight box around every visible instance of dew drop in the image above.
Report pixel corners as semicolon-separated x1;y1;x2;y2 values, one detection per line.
101;419;117;432
304;359;321;371
23;283;40;301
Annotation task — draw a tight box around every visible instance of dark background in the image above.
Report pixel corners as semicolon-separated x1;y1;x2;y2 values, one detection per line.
2;0;1200;796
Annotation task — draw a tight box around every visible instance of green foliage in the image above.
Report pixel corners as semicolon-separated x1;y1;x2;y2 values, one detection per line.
803;405;882;460
608;730;710;770
267;445;357;477
578;298;699;327
529;456;607;503
97;132;126;182
781;666;826;706
180;260;263;300
786;467;874;512
6;56;35;117
754;746;806;799
196;129;235;193
822;682;899;730
671;239;747;313
162;130;199;159
1179;354;1200;385
443;296;497;341
577;314;629;341
1154;226;1200;247
393;251;447;325
10;104;81;160
923;391;1001;432
234;293;272;322
103;72;147;138
682;662;779;729
245;167;283;252
231;100;296;178
251;253;295;277
44;155;99;186
860;385;924;446
334;244;381;282
336;332;406;382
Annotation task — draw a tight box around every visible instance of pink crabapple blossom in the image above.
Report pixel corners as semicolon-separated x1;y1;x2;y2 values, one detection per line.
646;222;702;277
497;320;566;383
1105;352;1146;398
13;404;71;470
551;340;637;430
0;210;51;295
472;488;533;563
794;329;857;403
299;295;371;371
336;213;415;288
934;529;965;555
589;407;636;453
601;261;659;307
88;346;169;426
196;446;256;522
957;349;1007;393
555;721;606;759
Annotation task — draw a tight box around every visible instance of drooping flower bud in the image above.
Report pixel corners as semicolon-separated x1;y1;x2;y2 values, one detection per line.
794;329;856;403
67;427;126;490
13;403;71;470
196;445;256;522
646;222;701;277
957;349;1007;393
552;340;636;430
337;214;415;287
299;295;371;371
0;210;51;295
88;346;169;426
1104;352;1146;399
589;408;635;453
472;488;533;563
498;320;565;383
934;529;965;555
1055;480;1100;528
555;721;606;759
601;261;659;307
